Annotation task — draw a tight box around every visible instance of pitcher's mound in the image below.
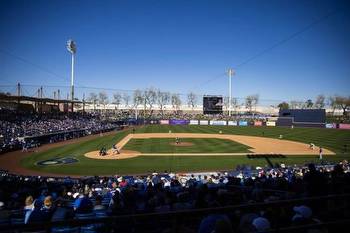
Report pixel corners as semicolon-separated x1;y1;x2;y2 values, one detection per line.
169;142;194;147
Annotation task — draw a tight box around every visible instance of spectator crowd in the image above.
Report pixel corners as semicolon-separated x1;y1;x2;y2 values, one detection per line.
0;160;349;232
0;109;119;153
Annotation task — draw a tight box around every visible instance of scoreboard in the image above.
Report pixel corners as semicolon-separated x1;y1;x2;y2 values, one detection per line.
203;95;223;114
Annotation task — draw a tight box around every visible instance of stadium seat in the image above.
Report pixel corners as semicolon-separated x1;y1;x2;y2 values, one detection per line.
94;210;108;218
74;212;95;220
0;217;10;225
10;217;24;225
51;227;80;233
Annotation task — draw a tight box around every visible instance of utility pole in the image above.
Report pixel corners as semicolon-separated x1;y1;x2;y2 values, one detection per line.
17;82;21;97
228;68;235;116
83;93;85;114
16;82;21;107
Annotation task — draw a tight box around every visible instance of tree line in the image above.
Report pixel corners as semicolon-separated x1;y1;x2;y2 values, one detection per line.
277;95;350;115
85;89;349;116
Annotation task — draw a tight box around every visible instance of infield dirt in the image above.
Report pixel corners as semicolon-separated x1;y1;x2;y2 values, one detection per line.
84;133;335;160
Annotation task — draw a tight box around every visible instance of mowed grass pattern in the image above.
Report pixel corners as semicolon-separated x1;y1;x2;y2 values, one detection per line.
136;125;350;154
123;138;251;153
20;125;350;175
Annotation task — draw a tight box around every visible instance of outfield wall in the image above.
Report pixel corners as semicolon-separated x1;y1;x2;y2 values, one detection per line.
141;118;350;129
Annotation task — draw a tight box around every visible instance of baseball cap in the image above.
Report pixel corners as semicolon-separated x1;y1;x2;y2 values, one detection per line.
252;217;271;232
293;205;312;219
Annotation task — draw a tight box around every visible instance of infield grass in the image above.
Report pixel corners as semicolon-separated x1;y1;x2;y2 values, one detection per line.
123;138;251;153
20;125;350;175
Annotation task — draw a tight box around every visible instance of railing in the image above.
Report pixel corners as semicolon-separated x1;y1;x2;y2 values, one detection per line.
1;193;349;232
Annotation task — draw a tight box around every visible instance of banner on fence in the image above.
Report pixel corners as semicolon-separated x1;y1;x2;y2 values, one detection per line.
254;121;262;126
169;119;189;125
210;120;226;126
199;120;209;125
266;121;276;126
267;117;278;121
339;124;350;130
189;120;199;125
239;121;248;126
227;121;237;126
325;123;336;129
160;120;169;125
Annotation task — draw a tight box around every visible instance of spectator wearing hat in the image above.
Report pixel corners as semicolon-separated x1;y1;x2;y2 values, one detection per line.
252;217;271;232
198;214;233;233
291;205;321;227
74;194;93;214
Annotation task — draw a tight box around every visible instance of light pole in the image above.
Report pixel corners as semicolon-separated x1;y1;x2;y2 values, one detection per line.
228;68;235;116
67;39;76;112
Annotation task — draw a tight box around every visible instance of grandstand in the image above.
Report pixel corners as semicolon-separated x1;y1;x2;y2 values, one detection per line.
1;0;350;232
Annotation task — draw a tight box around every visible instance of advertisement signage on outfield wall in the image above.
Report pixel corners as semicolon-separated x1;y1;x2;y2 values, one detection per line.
325;123;336;129
339;124;350;130
160;120;169;125
227;121;237;126
189;120;199;125
266;121;276;126
239;121;248;126
169;119;189;125
254;121;262;126
210;120;226;125
200;120;209;125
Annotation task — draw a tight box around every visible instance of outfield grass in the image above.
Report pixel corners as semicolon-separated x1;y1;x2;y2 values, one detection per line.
123;138;251;153
20;125;350;175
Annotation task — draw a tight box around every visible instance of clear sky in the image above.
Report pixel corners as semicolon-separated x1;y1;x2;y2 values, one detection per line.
0;0;349;104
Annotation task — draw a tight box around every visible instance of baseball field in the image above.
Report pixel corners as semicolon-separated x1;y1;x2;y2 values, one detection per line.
1;125;349;176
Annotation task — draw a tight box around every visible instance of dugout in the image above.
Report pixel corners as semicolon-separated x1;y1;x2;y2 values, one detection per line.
278;109;326;128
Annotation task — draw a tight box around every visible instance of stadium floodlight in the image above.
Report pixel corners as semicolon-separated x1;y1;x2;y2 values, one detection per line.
66;39;77;54
227;68;235;116
67;39;76;112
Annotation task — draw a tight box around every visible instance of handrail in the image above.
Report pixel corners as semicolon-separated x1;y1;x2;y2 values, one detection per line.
1;193;348;231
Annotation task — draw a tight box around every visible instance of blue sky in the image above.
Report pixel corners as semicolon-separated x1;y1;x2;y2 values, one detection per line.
0;0;349;103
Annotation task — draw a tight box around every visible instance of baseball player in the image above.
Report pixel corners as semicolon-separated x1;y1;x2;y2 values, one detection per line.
112;144;120;155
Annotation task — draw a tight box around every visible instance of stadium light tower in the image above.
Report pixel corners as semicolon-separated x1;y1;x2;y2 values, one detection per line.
67;39;77;112
227;68;235;116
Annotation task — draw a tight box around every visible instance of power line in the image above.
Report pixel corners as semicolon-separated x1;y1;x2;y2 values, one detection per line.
234;9;339;69
0;48;72;84
193;8;339;89
1;83;289;103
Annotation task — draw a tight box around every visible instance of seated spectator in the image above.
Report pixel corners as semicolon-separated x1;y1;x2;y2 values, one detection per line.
27;200;46;224
41;196;55;216
51;199;72;222
74;194;93;214
93;195;106;211
252;217;271;233
292;205;320;225
0;201;11;222
24;196;34;224
198;214;233;233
